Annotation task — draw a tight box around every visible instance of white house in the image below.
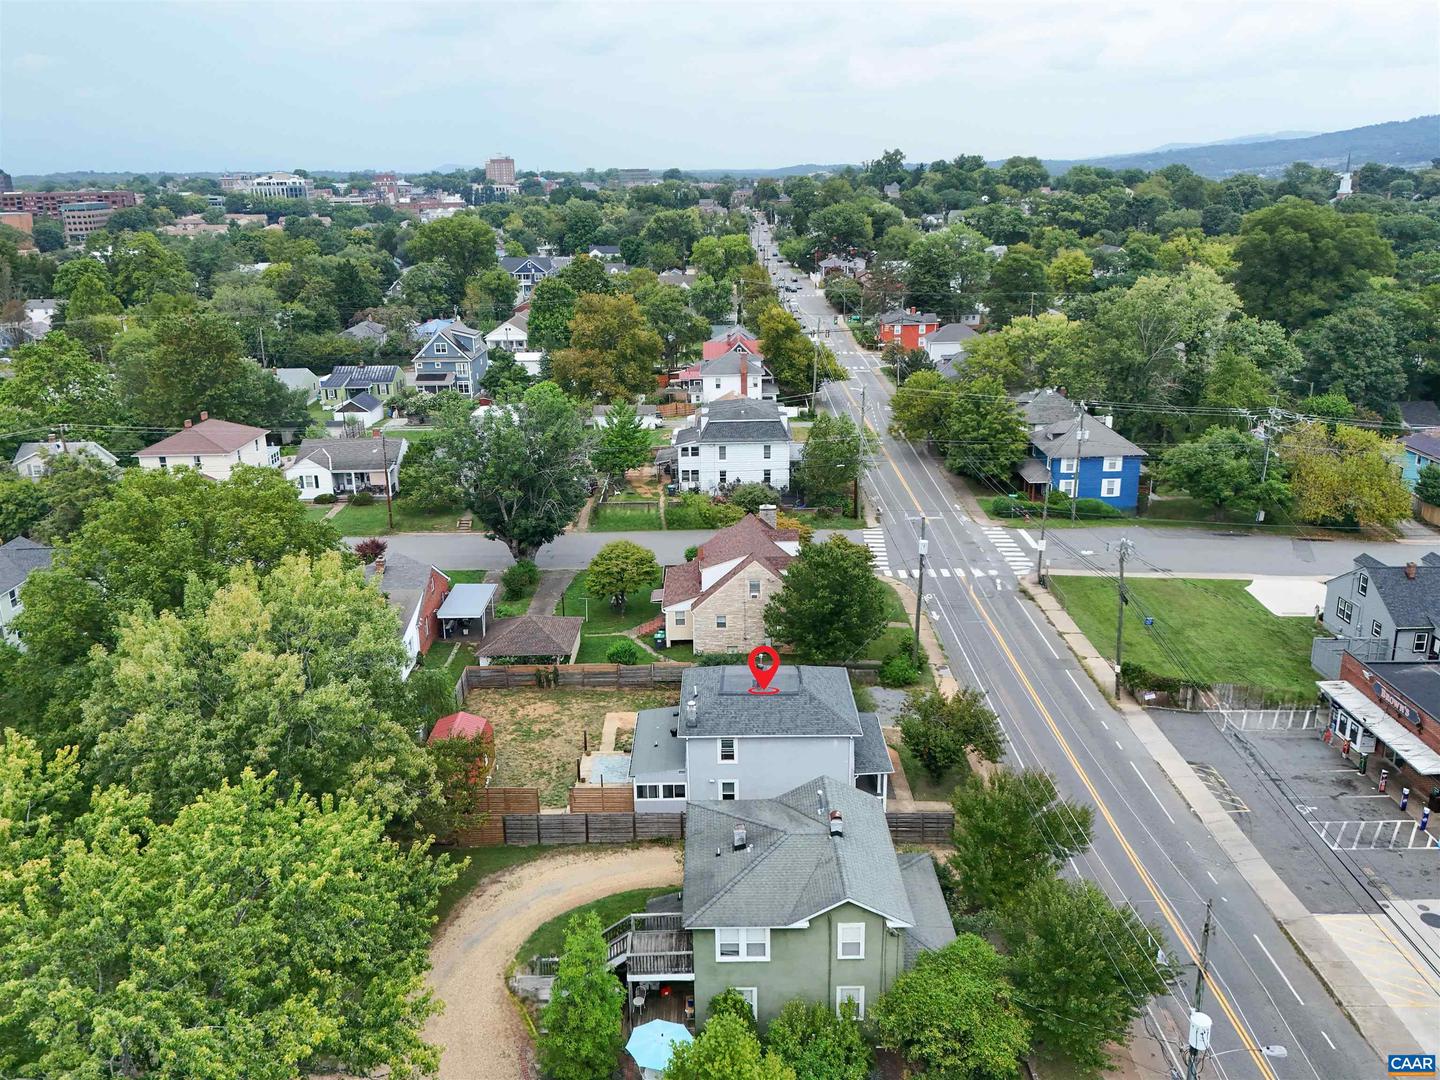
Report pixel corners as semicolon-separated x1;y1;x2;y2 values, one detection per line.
513;350;545;377
135;414;278;481
678;348;777;405
924;323;977;367
672;399;793;494
484;311;528;352
328;392;385;431
11;439;118;479
285;437;407;500
0;536;52;647
592;404;661;429
272;367;320;402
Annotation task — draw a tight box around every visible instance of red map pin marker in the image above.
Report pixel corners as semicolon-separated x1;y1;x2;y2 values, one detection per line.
747;645;781;694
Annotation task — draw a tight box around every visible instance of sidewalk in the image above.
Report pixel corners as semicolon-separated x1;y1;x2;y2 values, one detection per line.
1028;585;1429;1056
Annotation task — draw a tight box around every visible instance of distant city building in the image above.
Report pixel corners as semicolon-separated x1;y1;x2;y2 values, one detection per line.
59;201;113;243
0;211;33;235
219;172;255;192
485;156;516;185
248;172;313;200
0;170;12;193
0;189;137;216
616;168;653;187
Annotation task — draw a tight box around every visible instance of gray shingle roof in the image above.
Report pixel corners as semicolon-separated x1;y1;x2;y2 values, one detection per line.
1399;400;1440;430
678;665;862;739
879;310;939;325
928;323;977;343
0;536;52;595
630;706;687;775
341;320;387;341
854;713;895;776
290;437;404;471
698;399;788;444
1016;388;1080;427
682;776;915;929
337;392;383;412
897;853;956;966
1405;431;1440;460
699;350;770;377
12;441;116;468
1343;553;1440;628
1029;415;1145;461
474;615;582;658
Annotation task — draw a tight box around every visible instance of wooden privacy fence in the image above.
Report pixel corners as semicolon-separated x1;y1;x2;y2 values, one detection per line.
502;812;685;846
884;811;955;845
450;787;541;846
457;662;690;695
657;402;696;418
570;784;637;813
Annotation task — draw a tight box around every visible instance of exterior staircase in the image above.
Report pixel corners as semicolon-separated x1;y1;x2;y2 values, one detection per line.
602;912;694;980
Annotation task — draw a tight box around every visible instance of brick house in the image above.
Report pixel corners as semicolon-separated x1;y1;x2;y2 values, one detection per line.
877;308;940;351
365;553;451;675
659;509;798;655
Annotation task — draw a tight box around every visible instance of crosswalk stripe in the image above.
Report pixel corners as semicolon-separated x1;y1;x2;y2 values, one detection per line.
952;567;966;576
1018;530;1039;549
939;568;951;577
883;570;893;577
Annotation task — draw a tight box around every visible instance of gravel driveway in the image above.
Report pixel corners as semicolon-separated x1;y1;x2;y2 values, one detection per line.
425;846;683;1080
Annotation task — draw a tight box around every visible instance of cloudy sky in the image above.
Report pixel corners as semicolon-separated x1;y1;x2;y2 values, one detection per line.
2;1;1436;175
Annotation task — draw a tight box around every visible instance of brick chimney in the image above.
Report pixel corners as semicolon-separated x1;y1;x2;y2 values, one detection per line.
759;504;777;528
739;351;749;397
1406;562;1418;580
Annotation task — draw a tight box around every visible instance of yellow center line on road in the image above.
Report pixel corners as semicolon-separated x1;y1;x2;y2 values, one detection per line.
834;378;1279;1080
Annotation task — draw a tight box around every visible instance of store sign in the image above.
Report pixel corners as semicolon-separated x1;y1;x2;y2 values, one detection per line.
1373;681;1420;725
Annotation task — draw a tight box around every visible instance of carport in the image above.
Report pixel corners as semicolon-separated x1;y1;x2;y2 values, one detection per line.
437;582;498;641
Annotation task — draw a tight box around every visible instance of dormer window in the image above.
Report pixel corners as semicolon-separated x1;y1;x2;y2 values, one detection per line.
435;341;448;355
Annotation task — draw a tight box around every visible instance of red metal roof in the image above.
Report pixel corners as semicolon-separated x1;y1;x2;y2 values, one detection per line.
428;711;494;743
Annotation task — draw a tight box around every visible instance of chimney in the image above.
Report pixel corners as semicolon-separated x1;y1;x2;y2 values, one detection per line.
759;503;777;528
1406;562;1418;580
732;825;747;850
183;419;193;428
374;554;385;574
199;411;208;421
739;350;749;395
684;693;699;729
829;810;844;837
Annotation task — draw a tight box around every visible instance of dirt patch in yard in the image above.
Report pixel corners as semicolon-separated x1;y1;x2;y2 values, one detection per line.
464;687;676;806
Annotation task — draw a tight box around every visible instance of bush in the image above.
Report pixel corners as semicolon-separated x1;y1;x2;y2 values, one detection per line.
349;491;375;506
987;493;1123;520
501;563;535;601
353;537;387;564
605;639;642;665
1119;661;1210;696
683;545;699;562
727;482;781;514
665;493;746;530
313;493;337;505
694;652;750;667
878;652;921;688
511;559;540;586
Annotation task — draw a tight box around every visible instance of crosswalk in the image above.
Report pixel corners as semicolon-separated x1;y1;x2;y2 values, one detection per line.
983;526;1035;576
895;567;1002;579
862;527;890;575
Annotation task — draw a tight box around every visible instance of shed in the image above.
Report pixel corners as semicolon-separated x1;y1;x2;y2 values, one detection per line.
474;615;583;663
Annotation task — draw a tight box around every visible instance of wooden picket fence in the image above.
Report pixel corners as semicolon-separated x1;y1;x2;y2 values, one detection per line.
450;787;541;846
456;663;690;696
884;811;955;845
501;812;685;846
569;784;637;813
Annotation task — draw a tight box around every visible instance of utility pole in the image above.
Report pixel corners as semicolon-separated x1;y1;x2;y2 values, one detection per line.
380;432;394;532
810;317;820;411
1071;404;1086;522
258;324;266;367
1255;408;1275;523
1038;474;1051;586
1184;900;1215;1080
912;518;928;666
855;385;867;520
1114;537;1134;697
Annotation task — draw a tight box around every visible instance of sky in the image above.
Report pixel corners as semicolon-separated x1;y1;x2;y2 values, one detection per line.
2;0;1437;176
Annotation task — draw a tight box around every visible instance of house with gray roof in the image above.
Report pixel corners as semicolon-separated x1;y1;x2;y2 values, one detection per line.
340;319;388;345
0;536;52;646
1313;553;1440;677
1401;429;1440;491
272;366;319;402
923;322;977;369
671;399;794;494
629;665;894;814
1013;389;1146;510
499;255;559;297
411;321;487;396
484;310;528;353
11;438;118;479
318;365;400;404
597;776;952;1030
283;437;407;501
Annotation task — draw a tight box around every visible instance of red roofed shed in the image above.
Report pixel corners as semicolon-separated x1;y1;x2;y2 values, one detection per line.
428;711;494;744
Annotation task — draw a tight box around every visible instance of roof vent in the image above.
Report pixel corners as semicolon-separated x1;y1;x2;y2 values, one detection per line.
732;825;747;850
684;694;699;728
816;788;826;817
183;419;193;428
1406;562;1418;580
829;810;844;837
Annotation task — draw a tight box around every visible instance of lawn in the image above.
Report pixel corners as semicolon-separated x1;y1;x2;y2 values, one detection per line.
417;641;473;687
516;885;679;964
879;582;911;624
575;633;640;663
589;505;665;531
859;624;923;665
432;845;585;924
1049;575;1323;699
656;640;695;663
557;569;663;633
303;504;334;522
894;740;971;803
788;509;866;531
332;499;462;535
462;686;676;806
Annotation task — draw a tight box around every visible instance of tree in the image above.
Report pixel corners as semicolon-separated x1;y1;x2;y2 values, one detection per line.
478;347;533;401
28;451;117;543
462;266;518;323
981;245;1049;327
106;230;194;304
1233;197;1396;328
0;332;127;438
870;934;1031;1080
889;369;958;443
399;258;457;317
948;769;1093;912
728;482;781;513
1280;422;1412;528
592;402;653;479
0;468;48;541
1047;247;1093;295
756;303;844;393
443;381;593;559
707;987;758;1029
1159;427;1289;518
586;540;658;610
638;282;708;360
899;687;1005;783
882;342;934;383
30;216;63;252
1297;307;1407;414
528;275;579;352
664;1013;795;1080
539;912;624;1080
1003;876;1172;1073
690;274;733;322
961;312;1096;395
904;232;962;317
942;374;1028;483
557;253;614;298
407;213;498;289
1416;463;1440;507
0;743;453;1080
551;292;663;402
764;536;888;662
764;999;871;1080
791;413;875;510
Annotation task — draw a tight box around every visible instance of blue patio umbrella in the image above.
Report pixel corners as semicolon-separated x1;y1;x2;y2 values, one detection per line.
625;1019;693;1073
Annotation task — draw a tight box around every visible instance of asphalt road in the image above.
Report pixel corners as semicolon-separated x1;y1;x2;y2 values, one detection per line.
758;224;1381;1080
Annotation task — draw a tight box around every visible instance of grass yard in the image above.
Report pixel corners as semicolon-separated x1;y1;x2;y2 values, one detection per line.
879;582;911;623
303;504;334;522
575;633;639;663
432;845;585;924
787;509;866;531
1049;575;1323;698
656;641;695;663
589;505;665;531
463;686;675;806
331;499;462;535
557;569;663;634
516;885;679;964
417;641;473;686
894;740;971;804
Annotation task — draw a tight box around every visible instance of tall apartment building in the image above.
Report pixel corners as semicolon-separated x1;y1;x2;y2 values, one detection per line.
0;189;137;215
219;172;255;192
248;172;313;200
616;168;654;187
485;156;516;185
0;170;12;193
59;202;113;243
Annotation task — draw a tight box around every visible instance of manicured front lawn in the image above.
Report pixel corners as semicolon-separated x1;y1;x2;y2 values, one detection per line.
417;641;473;686
557;569;663;634
516;885;679;964
655;640;695;663
879;582;911;624
787;508;865;530
332;499;463;535
589;506;664;531
303;504;334;522
432;845;585;924
1049;575;1323;699
575;633;638;663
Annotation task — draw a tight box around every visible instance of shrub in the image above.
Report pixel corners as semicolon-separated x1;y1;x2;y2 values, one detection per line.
349;491;375;506
313;493;337;505
501;564;532;601
665;493;746;530
683;545;699;562
774;512;814;544
695;652;750;667
767;999;871;1080
878;652;921;688
605;639;641;665
353;537;388;564
511;559;541;586
815;505;837;520
727;482;781;514
707;987;756;1030
987;493;1123;520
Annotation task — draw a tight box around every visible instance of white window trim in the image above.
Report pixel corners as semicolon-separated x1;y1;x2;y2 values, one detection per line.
1370;620;1383;638
718;738;737;763
835;985;865;1019
1414;632;1430;653
674;610;686;626
748;580;761;599
837;922;865;960
1101;478;1121;498
1058;457;1077;474
1058;479;1076;496
719;780;738;800
733;987;758;1020
1357;573;1369;596
1336;597;1354;624
716;927;769;962
716;614;727;628
1102;456;1123;472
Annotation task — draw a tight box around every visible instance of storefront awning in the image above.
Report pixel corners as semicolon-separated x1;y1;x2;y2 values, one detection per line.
1317;680;1440;776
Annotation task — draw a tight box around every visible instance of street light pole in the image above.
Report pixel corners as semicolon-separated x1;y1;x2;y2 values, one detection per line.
912;518;928;666
1038;476;1051;586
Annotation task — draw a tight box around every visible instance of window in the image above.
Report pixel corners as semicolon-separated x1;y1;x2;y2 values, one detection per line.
157;456;167;467
636;784;659;799
719;471;727;485
835;986;865;1019
193;456;202;468
6;587;18;606
1357;573;1369;597
716;927;767;961
1059;457;1077;474
1371;620;1384;638
718;446;727;460
1335;597;1354;624
1102;456;1123;472
748;580;761;599
1101;478;1121;498
719;780;738;800
732;987;758;1020
763;469;771;485
1058;479;1076;496
837;923;865;960
674;610;686;626
716;614;727;629
714;379;722;389
1414;632;1430;654
435;341;448;354
763;444;771;459
719;738;736;762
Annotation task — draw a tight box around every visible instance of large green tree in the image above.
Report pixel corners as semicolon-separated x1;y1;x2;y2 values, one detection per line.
1159;426;1289;518
528;276;579;352
942;374;1029;483
756;304;844;393
764;536;888;662
1233;197;1396;328
1280;422;1411;528
585;539;659;610
551;292;663;402
791;412;875;510
1297;307;1407;414
407;212;498;290
764;999;871;1080
898;687;1005;783
592;401;653;480
0;740;453;1080
0;332;128;443
980;245;1049;328
539;912;625;1080
664;1013;795;1080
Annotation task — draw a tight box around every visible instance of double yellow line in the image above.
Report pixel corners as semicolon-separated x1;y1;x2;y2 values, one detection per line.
840;380;1277;1080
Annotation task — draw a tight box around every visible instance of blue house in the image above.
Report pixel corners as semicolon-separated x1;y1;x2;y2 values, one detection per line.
410;321;488;397
1014;389;1147;510
1402;430;1440;490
